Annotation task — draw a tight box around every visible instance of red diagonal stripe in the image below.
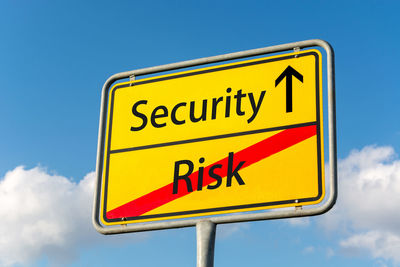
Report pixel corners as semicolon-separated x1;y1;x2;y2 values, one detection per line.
107;124;317;219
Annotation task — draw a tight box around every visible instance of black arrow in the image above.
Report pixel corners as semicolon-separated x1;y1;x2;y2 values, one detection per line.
275;65;303;113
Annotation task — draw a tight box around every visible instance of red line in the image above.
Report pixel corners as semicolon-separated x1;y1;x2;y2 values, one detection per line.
106;125;317;219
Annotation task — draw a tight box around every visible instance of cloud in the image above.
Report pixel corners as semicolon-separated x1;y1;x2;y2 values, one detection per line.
0;166;146;266
340;231;400;262
318;145;400;264
287;217;310;227
217;223;249;239
302;246;315;254
326;247;335;258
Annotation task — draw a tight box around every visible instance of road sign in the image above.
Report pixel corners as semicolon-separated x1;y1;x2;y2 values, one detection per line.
97;48;325;226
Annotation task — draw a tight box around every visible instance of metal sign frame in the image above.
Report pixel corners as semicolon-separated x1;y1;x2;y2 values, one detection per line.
92;39;336;235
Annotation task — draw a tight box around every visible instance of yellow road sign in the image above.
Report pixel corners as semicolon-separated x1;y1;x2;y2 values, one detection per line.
99;49;324;225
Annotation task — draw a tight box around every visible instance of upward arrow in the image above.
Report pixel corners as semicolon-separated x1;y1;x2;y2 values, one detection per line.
275;65;303;113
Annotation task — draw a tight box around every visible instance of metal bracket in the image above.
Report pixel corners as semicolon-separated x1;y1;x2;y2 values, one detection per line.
294;47;300;57
121;217;127;227
129;74;135;86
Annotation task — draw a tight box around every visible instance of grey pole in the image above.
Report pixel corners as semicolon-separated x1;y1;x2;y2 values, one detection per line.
196;220;216;267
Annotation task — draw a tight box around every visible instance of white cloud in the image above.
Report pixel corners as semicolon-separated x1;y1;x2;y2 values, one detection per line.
302;246;315;254
340;231;400;262
326;247;335;258
217;222;249;239
0;166;147;266
287;217;310;227
318;145;400;264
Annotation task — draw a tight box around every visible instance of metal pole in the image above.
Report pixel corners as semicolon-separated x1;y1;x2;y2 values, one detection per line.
196;220;216;267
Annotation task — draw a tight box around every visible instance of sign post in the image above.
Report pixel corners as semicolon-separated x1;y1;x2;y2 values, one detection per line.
93;39;336;266
197;220;216;267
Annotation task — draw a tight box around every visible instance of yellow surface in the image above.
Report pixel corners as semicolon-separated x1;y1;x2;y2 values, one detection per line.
100;49;324;225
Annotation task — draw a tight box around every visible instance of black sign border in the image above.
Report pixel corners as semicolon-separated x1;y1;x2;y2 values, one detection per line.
102;51;322;224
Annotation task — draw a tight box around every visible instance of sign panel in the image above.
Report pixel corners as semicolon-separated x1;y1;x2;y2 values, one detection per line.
99;49;324;226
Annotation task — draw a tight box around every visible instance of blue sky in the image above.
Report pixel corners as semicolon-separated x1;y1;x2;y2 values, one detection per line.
1;1;400;266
